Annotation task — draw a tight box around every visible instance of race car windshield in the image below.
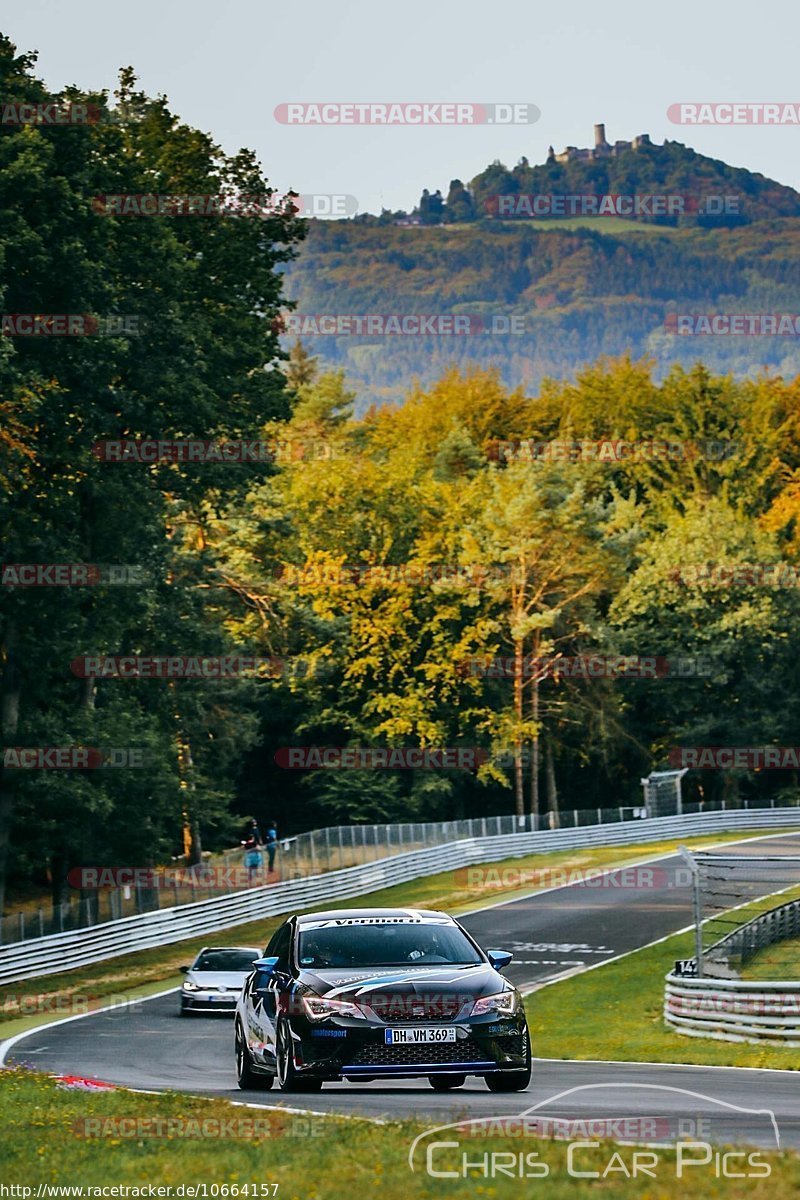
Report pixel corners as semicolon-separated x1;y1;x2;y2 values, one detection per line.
193;950;259;971
297;923;483;968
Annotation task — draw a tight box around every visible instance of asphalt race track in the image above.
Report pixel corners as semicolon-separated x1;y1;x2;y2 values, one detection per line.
6;833;800;1149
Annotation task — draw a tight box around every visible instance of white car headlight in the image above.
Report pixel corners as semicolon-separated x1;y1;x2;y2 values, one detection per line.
470;990;517;1017
182;981;200;992
301;993;363;1021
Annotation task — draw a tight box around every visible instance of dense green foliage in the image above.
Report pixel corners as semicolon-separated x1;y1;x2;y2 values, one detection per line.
3;36;800;913
283;217;800;409
0;35;304;908
199;356;800;836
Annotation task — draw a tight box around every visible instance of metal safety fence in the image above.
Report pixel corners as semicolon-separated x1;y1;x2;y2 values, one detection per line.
4;795;794;946
0;806;797;986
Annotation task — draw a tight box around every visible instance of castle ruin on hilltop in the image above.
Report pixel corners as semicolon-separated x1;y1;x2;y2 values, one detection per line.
549;124;652;164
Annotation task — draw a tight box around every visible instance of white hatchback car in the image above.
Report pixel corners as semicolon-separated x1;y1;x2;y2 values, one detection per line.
179;946;261;1015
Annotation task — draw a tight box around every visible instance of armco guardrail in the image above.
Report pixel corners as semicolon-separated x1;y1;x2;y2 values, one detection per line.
4;806;644;944
706;897;800;973
664;975;800;1045
0;807;798;987
7;798;790;944
664;895;800;1044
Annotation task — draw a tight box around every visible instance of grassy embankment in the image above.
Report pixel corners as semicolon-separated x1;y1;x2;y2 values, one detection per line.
2;1067;798;1197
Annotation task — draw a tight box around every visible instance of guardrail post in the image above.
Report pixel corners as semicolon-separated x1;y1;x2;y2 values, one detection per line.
678;845;704;978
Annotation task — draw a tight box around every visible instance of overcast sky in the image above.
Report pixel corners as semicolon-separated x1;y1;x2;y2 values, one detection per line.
4;0;799;213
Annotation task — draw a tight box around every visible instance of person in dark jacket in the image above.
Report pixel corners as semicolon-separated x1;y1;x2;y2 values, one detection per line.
265;820;278;873
241;818;262;850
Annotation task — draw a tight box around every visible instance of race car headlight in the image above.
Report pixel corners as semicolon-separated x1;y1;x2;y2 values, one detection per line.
470;990;517;1017
182;981;200;992
301;993;363;1021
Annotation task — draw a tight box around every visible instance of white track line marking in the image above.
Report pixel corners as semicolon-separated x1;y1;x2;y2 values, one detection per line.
0;986;180;1068
457;828;800;919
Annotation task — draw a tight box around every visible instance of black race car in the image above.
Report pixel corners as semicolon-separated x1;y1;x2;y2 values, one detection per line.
234;907;531;1092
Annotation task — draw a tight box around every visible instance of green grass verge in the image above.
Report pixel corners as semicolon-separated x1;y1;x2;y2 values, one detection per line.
2;1068;799;1196
526;898;800;1070
3;828;787;1034
742;936;800;981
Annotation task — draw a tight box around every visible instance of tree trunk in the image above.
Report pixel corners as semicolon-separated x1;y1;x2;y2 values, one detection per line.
528;676;540;818
513;639;524;819
0;619;21;920
49;850;68;910
180;735;203;865
545;735;558;820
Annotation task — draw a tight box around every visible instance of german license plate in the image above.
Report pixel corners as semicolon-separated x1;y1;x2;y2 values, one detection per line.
385;1027;457;1044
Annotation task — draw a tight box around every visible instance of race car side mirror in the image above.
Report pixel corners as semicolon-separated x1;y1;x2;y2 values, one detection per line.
252;956;279;978
487;950;513;971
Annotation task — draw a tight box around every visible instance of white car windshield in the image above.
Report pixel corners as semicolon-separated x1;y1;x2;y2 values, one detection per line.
194;950;258;972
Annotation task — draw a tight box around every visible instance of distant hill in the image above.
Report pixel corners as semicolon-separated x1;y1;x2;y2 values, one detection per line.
355;132;800;228
281;137;800;409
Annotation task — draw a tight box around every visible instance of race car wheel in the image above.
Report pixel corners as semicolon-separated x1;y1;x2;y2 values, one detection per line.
235;1023;273;1090
276;1019;323;1092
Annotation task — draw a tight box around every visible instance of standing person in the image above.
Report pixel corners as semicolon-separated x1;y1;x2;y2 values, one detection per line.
241;818;262;850
265;819;278;874
241;818;263;885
